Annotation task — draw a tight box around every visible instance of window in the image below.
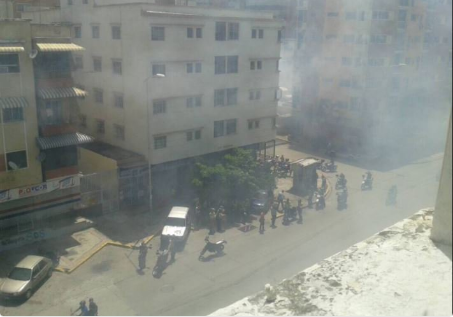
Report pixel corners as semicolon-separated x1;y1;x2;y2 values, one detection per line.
6;151;27;170
226;88;238;105
339;79;351;88
44;100;63;124
111;25;121;40
74;56;83;70
154;136;167;149
343;35;355;44
2;108;24;123
196;28;202;38
214;120;224;138
248;119;260;130
187;129;202;141
152;64;166;76
83;0;88;3
96;120;105;134
187;28;194;38
252;29;264;39
187;63;193;73
114;94;124;108
74;25;81;38
327;12;339;17
114;124;125;140
43;147;77;171
227;56;238;73
94;89;103;103
195;129;201;140
0;54;20;73
249;89;261;100
187;131;193;141
187;95;202;108
153;100;166;114
112;59;122;75
276;60;280;72
278;30;282;43
216;22;239;41
325;34;337;40
368;58;385;66
79;114;87;127
372;11;389;20
215;56;238;74
214;89;225;107
195;62;202;73
252;29;257;39
370;35;387;44
250;61;255;70
92;25;100;39
257;60;262;69
152;26;165;41
68;0;72;5
226;119;237;135
399;0;410;6
259;29;264;39
93;57;102;72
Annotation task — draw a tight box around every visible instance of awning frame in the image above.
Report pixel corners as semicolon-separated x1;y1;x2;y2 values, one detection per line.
0;97;29;109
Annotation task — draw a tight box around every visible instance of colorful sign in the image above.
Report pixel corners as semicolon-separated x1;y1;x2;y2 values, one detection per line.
0;176;80;204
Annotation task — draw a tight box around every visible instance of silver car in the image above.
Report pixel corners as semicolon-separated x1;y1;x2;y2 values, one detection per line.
0;255;53;300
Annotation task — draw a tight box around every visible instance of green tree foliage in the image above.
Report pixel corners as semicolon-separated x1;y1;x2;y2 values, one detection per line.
192;149;275;219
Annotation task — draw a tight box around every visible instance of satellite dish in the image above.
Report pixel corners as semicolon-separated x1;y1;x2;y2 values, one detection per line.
8;161;19;170
37;152;46;162
29;49;38;59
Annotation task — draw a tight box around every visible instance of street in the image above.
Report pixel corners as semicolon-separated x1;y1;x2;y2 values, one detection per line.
0;144;444;316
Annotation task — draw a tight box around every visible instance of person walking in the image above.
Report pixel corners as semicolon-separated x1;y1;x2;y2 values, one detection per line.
88;298;98;316
169;238;176;263
283;199;291;225
209;208;216;235
259;212;265;234
219;207;227;232
277;191;285;211
297;199;303;224
271;203;277;228
138;241;150;272
73;300;89;316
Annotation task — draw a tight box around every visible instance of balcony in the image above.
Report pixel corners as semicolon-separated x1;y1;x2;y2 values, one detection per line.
40;123;77;137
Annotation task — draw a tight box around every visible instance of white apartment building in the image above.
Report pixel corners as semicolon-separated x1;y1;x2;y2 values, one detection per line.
25;0;282;209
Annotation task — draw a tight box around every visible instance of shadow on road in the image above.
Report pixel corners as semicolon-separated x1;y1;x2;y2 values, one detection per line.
199;252;226;263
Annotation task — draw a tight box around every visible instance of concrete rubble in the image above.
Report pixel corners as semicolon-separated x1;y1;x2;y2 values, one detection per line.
210;208;452;316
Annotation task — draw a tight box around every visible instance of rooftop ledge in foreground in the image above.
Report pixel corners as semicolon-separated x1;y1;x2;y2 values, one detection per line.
210;208;452;316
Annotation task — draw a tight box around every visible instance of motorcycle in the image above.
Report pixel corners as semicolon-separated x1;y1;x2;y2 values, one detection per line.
335;177;347;190
321;162;337;173
153;250;168;278
361;176;373;191
199;238;227;261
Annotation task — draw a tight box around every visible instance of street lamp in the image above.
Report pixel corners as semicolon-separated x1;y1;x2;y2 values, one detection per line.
143;73;165;212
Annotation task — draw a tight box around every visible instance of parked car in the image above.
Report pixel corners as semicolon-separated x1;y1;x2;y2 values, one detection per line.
0;255;53;300
251;190;270;213
161;206;191;242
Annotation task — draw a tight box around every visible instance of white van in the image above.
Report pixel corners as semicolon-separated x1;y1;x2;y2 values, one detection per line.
161;206;191;242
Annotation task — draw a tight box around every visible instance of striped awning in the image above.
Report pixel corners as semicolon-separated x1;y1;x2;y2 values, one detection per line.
37;87;87;100
0;44;25;53
0;97;29;109
37;132;94;150
36;43;85;52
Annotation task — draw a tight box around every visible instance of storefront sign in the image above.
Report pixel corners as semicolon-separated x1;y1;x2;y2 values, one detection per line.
0;176;80;204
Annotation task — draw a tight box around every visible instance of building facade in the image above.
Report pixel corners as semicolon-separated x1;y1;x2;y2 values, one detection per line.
0;19;92;244
292;0;452;157
23;1;282;210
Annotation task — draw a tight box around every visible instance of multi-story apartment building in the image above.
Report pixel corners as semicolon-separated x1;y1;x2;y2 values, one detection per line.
0;19;91;247
292;0;452;157
24;1;282;209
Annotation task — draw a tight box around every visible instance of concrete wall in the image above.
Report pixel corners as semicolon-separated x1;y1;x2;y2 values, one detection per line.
0;20;43;190
78;147;117;175
431;113;452;246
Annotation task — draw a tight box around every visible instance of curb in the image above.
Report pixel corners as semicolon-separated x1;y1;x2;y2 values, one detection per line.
54;231;161;274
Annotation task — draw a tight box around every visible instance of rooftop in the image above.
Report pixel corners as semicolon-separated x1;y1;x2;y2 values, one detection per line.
210;208;452;316
81;142;147;169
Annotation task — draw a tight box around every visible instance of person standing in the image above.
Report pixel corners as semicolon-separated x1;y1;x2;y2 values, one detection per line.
271;203;277;228
313;171;319;191
308;190;314;209
169;238;176;263
297;199;303;224
73;300;88;316
138;241;150;272
259;212;265;234
321;175;327;191
219;207;227;232
88;298;98;316
268;188;274;207
277;191;285;211
209;208;216;235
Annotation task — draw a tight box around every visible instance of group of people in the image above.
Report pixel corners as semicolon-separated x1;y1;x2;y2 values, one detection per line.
208;206;227;234
258;155;292;178
73;298;98;316
271;191;304;227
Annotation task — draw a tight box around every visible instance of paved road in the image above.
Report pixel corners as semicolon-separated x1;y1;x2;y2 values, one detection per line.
0;145;443;316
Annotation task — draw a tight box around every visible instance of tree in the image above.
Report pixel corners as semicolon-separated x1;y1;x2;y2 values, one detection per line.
192;148;275;221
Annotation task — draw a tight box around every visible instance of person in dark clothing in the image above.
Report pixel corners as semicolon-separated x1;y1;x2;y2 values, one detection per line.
321;175;327;190
88;298;98;316
138;241;150;271
169;238;176;263
271;203;277;228
297;199;303;224
259;212;265;234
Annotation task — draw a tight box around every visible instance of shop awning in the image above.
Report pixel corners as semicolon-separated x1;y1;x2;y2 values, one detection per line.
0;97;29;109
36;43;85;52
0;44;25;53
37;87;87;100
37;132;94;150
